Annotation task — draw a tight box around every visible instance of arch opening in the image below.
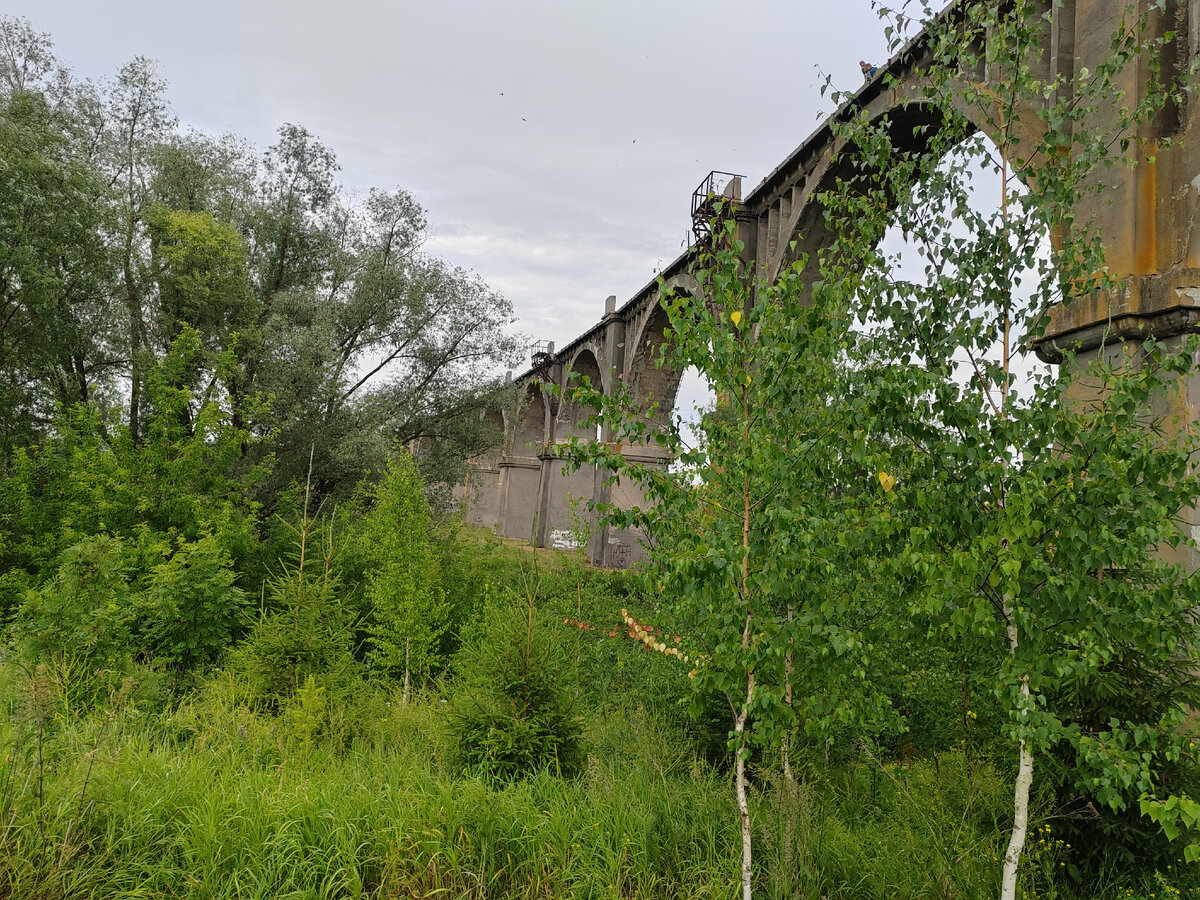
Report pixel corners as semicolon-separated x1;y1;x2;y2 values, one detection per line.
864;127;1055;407
558;348;604;443
669;364;715;479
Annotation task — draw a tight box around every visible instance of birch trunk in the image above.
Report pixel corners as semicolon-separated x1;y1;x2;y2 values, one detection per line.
1000;615;1032;900
1001;725;1033;900
736;389;755;900
737;746;753;900
997;135;1032;900
735;672;755;900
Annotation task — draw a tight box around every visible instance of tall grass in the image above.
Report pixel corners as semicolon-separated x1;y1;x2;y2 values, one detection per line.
1;668;1194;899
1;692;741;899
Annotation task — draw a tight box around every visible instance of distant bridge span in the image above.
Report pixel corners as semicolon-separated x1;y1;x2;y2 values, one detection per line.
462;0;1200;568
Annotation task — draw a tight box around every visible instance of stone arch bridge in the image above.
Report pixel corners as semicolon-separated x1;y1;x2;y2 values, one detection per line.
461;0;1200;568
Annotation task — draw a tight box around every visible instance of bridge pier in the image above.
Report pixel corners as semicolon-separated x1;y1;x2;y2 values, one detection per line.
534;450;595;551
496;456;541;543
589;443;671;568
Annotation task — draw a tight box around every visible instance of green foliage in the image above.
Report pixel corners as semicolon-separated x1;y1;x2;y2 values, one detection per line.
2;674;1193;900
145;204;255;354
230;512;362;710
542;567;692;726
0;17;520;507
566;212;906;899
0;328;265;602
136;534;247;688
360;451;449;683
0;84;115;450
0;327;265;693
14;531;246;695
818;0;1200;886
450;589;583;779
431;518;513;651
15;534;133;674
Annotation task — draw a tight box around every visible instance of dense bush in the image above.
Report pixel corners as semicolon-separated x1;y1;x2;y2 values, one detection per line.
450;587;583;779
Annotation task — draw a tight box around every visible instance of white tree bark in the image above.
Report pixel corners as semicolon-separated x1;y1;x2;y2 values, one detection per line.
734;673;755;900
1000;614;1032;900
1001;728;1033;900
998;143;1033;900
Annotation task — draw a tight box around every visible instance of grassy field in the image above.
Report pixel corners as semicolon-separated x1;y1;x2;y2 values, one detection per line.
1;673;1192;900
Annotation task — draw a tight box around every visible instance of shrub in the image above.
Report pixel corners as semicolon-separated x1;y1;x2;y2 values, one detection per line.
229;512;361;710
360;451;449;692
16;534;133;677
135;534;247;688
450;588;582;779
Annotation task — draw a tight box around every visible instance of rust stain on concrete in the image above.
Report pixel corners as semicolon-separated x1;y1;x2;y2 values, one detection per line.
1136;147;1158;275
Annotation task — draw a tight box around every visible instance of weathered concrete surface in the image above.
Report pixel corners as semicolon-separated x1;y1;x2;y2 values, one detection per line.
465;0;1200;569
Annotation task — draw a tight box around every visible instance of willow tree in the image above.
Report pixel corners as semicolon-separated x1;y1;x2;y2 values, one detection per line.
0;17;523;504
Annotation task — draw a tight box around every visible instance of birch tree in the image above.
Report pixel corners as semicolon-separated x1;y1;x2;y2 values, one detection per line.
825;2;1200;894
568;213;901;900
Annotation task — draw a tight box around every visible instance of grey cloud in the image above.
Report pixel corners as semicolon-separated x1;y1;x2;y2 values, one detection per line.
11;0;899;348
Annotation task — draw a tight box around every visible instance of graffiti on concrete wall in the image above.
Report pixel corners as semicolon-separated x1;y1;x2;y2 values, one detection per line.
549;529;584;551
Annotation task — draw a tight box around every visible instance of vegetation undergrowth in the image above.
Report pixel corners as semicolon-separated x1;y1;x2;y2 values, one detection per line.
0;535;1194;900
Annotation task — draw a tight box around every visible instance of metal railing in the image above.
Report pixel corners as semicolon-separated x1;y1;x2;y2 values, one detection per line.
530;340;555;368
690;170;744;248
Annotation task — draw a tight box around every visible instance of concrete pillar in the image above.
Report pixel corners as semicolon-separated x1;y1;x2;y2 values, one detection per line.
498;456;542;543
588;295;626;565
596;442;672;569
534;451;555;548
525;348;562;549
497;368;553;545
1033;0;1200;568
534;452;596;551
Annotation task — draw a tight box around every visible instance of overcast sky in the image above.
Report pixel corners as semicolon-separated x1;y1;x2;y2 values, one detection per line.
10;0;905;365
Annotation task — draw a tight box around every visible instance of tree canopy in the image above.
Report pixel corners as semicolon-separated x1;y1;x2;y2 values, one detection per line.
0;16;523;502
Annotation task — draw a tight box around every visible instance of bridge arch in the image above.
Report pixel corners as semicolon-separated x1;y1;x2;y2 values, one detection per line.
558;346;604;441
507;379;550;457
768;91;1050;286
627;299;686;420
768;102;959;285
470;0;1200;569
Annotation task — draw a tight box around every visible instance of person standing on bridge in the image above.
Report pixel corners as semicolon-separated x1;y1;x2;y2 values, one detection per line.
860;60;879;79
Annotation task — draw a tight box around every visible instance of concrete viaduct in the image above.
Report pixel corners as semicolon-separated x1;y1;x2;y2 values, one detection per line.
461;0;1200;568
